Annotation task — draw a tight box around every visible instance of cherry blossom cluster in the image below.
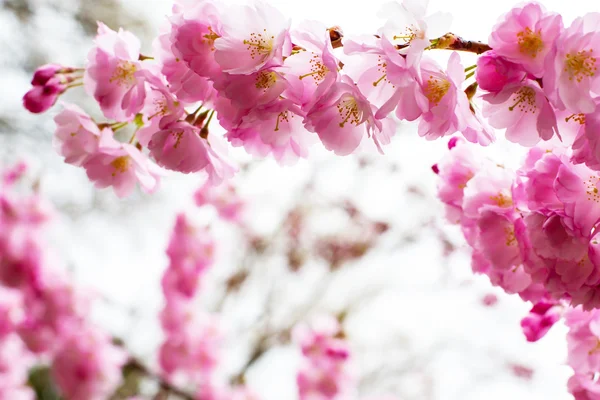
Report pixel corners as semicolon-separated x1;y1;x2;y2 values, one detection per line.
22;0;600;196
0;163;126;400
293;317;354;400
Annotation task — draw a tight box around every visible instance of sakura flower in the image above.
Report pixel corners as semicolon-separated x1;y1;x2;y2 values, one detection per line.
283;20;340;109
155;25;216;104
53;104;101;166
475;51;527;93
82;130;162;198
520;299;562;342
555;161;600;237
343;34;426;122
228;99;316;164
571;109;600;170
565;307;600;374
377;0;452;52
214;2;291;74
169;0;224;81
436;138;490;222
84;23;146;121
148;120;236;183
51;326;127;400
482;78;558;146
213;67;288;110
417;53;479;142
544;13;600;114
305;75;383;156
489;3;563;77
568;373;600;400
462;163;515;219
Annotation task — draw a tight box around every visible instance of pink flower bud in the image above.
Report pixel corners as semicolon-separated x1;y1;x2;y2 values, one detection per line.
476;51;525;93
22;79;65;114
31;64;62;86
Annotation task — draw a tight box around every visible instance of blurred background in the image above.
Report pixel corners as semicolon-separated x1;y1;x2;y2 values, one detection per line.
0;0;587;398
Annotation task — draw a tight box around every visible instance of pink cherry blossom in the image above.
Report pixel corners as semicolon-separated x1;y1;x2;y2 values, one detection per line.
417;53;481;142
482;79;558;146
168;0;225;81
436;138;490;222
571;109;600;170
343;34;427;123
84;22;146;121
228;99;316;164
520;299;562;342
51;326;127;400
83;130;162;198
213;67;288;110
544;13;600;114
213;2;291;74
283;20;340;109
475;51;527;93
554;162;600;237
305;75;383;156
53;104;102;166
489;3;563;78
378;0;452;51
148;120;236;183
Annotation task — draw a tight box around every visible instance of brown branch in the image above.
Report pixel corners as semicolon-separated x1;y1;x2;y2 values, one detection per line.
431;32;492;54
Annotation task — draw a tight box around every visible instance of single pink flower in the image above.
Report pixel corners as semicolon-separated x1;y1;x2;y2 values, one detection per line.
155;25;216;104
213;1;291;74
283;20;340;109
417;53;473;141
53;104;101;166
489;3;563;78
482;79;558;146
83;131;162;198
194;180;244;222
544;13;600;114
148;120;236;183
213;67;288;110
571;109;600;170
343;34;427;123
554;162;600;238
305;75;383;156
228;99;316;164
169;0;224;81
84;22;146;121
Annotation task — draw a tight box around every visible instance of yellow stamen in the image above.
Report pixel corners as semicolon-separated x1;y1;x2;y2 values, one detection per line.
243;29;274;60
517;27;544;58
564;49;597;83
110;156;130;177
337;97;361;128
110;60;137;87
425;75;451;105
508;87;536;113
